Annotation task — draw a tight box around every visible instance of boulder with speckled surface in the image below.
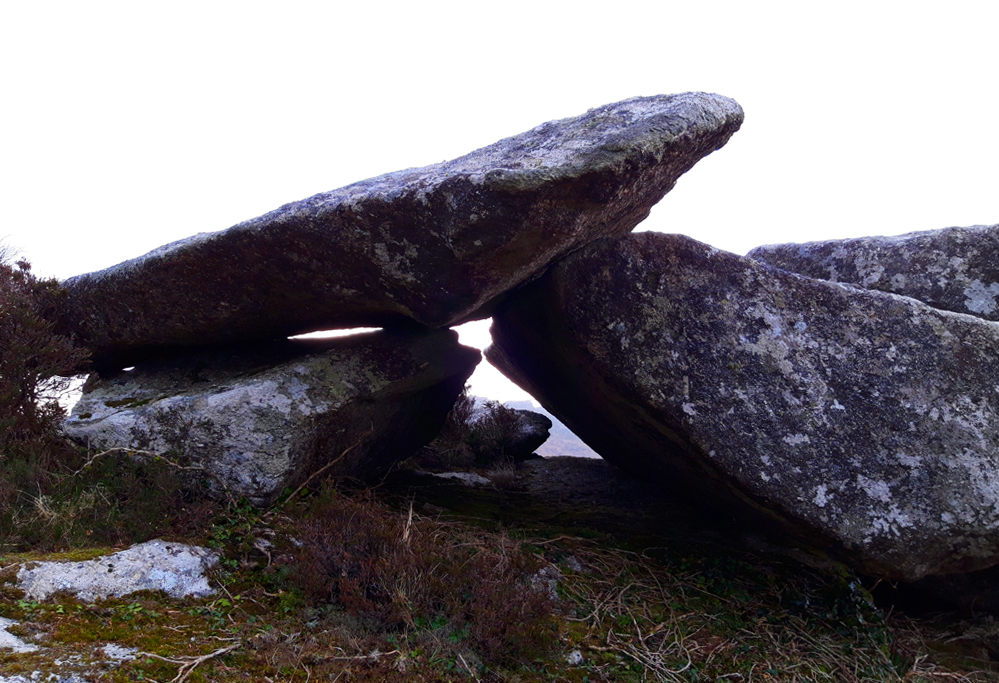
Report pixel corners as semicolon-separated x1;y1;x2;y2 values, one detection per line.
15;540;218;602
487;232;999;581
63;330;479;505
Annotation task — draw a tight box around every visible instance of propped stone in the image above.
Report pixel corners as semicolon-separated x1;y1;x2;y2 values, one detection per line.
63;330;479;505
487;232;999;581
56;93;742;369
748;224;999;320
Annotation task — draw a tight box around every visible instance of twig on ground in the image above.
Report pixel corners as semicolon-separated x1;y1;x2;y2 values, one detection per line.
327;648;401;662
69;445;236;502
70;447;165;477
403;499;414;541
276;430;373;507
458;653;481;682
138;642;241;683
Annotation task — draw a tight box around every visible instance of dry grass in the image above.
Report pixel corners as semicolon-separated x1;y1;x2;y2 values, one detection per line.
3;481;999;681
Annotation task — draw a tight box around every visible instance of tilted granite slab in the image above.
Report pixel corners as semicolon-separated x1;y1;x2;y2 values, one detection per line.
56;93;742;369
488;232;999;581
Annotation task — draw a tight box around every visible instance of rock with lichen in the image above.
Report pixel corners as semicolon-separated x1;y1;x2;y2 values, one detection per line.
15;540;218;602
63;330;479;505
54;92;742;370
748;224;999;320
487;232;999;581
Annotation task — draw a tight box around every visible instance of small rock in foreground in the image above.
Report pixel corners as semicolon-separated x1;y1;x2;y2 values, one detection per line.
16;540;217;602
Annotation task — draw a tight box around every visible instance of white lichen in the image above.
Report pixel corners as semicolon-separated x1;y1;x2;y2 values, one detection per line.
963;279;999;315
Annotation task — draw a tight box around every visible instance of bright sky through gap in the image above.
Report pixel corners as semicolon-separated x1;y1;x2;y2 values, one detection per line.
2;2;996;402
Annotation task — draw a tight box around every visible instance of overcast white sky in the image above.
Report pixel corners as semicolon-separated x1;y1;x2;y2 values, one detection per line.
2;2;996;401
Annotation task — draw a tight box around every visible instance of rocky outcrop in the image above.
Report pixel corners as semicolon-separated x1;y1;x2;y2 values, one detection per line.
64;330;479;505
56;93;742;370
748;224;999;320
487;232;999;581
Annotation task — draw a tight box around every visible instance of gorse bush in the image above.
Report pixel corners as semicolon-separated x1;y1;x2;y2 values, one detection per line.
410;385;478;469
1;249;89;545
465;398;522;465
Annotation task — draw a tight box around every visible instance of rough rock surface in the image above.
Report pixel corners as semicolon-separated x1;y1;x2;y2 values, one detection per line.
0;616;39;653
15;540;217;602
472;401;553;461
63;330;479;505
487;232;999;581
56;93;743;369
748;224;999;320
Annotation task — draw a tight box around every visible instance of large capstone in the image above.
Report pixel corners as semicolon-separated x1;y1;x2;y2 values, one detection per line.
748;224;999;320
63;330;479;505
487;232;999;581
56;93;742;369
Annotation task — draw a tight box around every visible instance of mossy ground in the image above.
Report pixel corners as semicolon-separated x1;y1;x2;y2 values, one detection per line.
2;461;999;682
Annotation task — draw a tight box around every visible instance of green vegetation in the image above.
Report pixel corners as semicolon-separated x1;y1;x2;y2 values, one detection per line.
0;251;214;552
1;249;88;548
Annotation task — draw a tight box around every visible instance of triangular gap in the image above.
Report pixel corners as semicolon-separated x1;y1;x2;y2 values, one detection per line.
452;319;601;460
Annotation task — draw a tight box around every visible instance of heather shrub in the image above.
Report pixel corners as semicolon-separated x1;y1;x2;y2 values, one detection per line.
410;385;478;469
288;486;558;666
1;249;87;543
410;386;527;470
465;398;522;466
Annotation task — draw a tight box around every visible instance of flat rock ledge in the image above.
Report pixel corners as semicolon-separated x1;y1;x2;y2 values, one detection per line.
55;92;742;369
63;330;479;505
488;232;999;581
748;224;999;320
15;540;217;603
